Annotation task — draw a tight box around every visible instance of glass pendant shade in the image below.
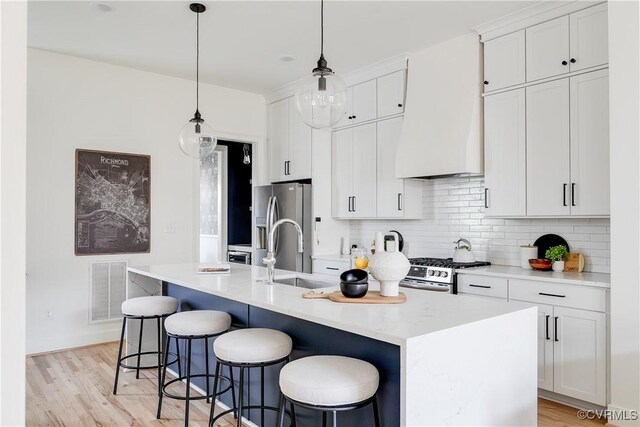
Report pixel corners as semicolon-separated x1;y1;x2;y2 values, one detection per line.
295;69;348;129
178;114;217;159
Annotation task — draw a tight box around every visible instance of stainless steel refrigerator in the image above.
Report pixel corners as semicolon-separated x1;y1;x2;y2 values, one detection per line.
254;183;312;273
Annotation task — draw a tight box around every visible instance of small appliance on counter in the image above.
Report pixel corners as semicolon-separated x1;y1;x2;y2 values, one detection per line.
452;238;475;263
520;245;538;269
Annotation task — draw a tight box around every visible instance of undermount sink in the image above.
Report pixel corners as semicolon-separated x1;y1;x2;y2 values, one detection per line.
273;276;335;290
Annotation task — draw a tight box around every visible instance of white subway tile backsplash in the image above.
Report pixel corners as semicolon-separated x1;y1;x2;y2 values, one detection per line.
349;177;610;273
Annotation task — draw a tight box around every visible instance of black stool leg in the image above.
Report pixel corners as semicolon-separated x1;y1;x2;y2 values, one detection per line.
260;365;265;427
229;365;237;419
205;337;211;403
184;338;192;427
176;337;182;377
372;396;381;427
323;411;327;427
208;360;221;427
236;367;244;427
277;394;287;427
156;334;171;418
112;316;127;395
135;317;144;379
156;317;162;394
290;401;297;427
332;410;338;427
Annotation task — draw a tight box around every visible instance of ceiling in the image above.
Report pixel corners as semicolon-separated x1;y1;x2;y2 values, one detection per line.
28;1;539;95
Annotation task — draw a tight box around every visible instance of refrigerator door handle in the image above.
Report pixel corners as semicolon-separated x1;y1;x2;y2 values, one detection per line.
266;196;274;245
272;196;280;254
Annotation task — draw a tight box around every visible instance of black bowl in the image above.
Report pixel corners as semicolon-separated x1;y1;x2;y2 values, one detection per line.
339;269;368;284
340;282;369;298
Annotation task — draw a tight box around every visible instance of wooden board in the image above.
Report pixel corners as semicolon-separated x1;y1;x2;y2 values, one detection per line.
302;290;406;304
564;252;585;272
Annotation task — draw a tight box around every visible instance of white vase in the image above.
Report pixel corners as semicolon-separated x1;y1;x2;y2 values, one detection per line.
368;232;410;297
552;261;565;272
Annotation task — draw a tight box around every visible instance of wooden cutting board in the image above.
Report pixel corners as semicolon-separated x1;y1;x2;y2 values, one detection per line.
302;290;406;304
563;253;585;272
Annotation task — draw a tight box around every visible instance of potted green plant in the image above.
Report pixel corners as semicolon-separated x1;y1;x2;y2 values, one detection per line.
545;245;569;272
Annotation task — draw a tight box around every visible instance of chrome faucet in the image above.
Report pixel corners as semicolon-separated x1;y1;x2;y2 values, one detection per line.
262;218;304;284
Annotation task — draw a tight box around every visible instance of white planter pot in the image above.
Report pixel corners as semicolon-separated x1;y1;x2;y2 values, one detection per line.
552;261;565;272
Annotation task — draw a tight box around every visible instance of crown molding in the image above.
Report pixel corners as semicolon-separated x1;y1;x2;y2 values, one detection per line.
265;52;409;104
473;0;605;42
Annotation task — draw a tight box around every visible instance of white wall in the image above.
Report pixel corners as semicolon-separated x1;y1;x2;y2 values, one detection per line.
608;0;640;424
26;49;266;354
351;177;610;273
0;1;27;424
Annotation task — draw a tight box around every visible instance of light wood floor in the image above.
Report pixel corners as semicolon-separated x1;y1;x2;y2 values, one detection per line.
26;342;607;427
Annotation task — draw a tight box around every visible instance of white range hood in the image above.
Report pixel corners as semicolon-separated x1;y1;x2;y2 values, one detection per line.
396;32;483;179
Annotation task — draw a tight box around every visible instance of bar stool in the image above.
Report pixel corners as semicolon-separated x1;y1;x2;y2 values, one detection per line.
277;355;381;427
209;328;295;427
157;310;233;427
113;295;178;395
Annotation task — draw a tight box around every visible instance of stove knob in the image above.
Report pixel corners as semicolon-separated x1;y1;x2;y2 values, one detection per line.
441;271;449;278
434;271;441;277
428;270;435;276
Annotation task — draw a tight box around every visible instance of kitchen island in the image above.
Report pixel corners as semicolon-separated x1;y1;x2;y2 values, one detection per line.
128;263;537;426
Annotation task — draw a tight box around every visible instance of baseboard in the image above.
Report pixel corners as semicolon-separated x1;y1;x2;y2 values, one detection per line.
26;328;121;355
538;389;606;411
606;404;640;427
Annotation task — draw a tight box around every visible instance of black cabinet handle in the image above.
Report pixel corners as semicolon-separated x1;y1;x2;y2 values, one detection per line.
397;193;402;211
484;188;489;209
539;292;566;298
352;196;356;211
570;58;576;63
348;116;353;120
284;161;287;176
484;80;489;85
397;103;403;107
563;183;567;206
571;183;576;207
348;197;352;212
545;315;550;340
562;60;568;66
325;267;339;271
352;115;357;119
469;284;491;289
554;316;559;342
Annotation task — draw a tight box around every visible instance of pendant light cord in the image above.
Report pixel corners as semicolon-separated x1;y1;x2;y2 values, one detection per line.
320;0;324;56
196;11;200;112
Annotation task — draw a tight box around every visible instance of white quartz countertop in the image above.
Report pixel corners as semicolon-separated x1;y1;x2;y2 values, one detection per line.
455;265;610;289
128;263;534;346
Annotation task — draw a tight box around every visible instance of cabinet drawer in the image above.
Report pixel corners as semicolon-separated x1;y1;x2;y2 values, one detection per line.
312;259;350;277
457;274;508;299
509;279;606;312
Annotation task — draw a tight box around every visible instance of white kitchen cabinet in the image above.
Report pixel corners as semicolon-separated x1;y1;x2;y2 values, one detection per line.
526;16;570;81
526;79;571;216
268;97;312;183
570;69;609;216
331;124;377;218
376;117;422;219
553;306;607;405
569;3;608;72
537;303;555;392
377;70;406;118
484;88;526;216
346;80;377;126
483;30;526;91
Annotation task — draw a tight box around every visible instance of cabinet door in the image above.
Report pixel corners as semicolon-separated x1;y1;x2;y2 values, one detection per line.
570;3;608;72
331;129;354;218
268;98;289;183
553;307;606;405
352;124;377;217
570;69;610;216
377;70;406;118
376;117;405;218
537;303;555;392
483;30;526;91
484;89;526;216
334;86;354;128
287;97;312;180
351;80;377;124
526;79;571;216
526;16;570;81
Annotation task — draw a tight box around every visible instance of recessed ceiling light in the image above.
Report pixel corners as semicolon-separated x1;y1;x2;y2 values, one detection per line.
279;55;296;63
91;2;113;13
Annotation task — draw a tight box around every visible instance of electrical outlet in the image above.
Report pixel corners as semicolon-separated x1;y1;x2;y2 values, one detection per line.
46;310;53;319
164;223;177;233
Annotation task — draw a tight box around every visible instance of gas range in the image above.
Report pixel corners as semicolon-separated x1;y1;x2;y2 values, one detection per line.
400;257;491;293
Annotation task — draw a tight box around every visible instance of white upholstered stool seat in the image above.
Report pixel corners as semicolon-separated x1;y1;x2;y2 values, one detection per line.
164;310;231;336
121;296;178;317
279;355;379;406
214;328;292;363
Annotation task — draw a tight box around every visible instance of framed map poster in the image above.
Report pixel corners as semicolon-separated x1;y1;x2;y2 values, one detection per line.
75;149;150;255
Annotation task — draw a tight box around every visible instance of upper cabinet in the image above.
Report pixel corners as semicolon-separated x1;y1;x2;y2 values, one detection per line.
377;71;406;118
268;97;312;183
483;30;526;91
337;80;377;127
484;4;609;92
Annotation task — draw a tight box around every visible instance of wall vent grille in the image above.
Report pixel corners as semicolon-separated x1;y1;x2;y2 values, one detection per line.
89;260;126;323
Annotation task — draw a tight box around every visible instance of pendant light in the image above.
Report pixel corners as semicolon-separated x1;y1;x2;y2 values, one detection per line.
242;144;251;165
178;3;217;159
295;0;347;129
